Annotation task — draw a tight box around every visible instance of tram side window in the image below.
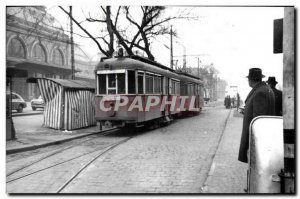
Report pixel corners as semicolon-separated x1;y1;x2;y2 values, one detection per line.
128;71;136;94
118;73;125;94
138;73;144;94
170;80;179;95
175;81;180;95
191;84;195;95
188;84;193;95
146;75;154;94
171;81;176;94
98;74;106;94
184;84;188;95
198;85;203;96
153;76;161;94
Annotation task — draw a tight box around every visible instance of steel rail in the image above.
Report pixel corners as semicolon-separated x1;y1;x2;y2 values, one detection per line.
6;128;118;177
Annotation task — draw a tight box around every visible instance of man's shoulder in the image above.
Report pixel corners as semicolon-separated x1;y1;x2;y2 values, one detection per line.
273;88;283;95
254;83;270;93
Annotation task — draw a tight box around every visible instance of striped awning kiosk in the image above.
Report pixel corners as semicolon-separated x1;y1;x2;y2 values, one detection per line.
28;78;96;130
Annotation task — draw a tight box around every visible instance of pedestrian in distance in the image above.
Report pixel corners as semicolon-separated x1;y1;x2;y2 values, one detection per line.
231;96;236;108
266;76;283;116
238;68;275;163
236;93;241;110
224;95;231;109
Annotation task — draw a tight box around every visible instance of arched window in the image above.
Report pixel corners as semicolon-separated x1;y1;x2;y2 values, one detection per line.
8;38;25;58
52;48;64;65
32;43;46;62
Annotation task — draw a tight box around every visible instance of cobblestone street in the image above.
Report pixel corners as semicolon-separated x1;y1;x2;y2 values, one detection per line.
61;105;235;193
6;104;248;194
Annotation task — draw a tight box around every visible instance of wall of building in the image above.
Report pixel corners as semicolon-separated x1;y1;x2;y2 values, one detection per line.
6;7;95;100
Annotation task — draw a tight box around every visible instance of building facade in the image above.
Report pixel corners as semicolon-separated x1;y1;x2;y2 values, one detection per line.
6;6;95;100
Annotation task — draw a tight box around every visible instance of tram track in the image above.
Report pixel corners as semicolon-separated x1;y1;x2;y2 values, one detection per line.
56;137;132;193
6;136;132;184
6;128;118;178
7;122;167;187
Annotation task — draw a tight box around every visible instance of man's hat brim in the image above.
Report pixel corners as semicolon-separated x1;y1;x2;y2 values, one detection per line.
266;80;278;84
246;74;265;79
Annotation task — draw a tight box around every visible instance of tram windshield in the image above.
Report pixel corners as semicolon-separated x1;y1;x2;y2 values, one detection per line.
97;73;125;95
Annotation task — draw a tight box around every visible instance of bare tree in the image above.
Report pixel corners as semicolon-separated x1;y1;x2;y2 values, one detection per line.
60;6;197;60
118;6;194;61
59;6;112;57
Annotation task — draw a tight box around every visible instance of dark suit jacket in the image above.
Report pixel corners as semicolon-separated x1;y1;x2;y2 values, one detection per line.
271;87;283;116
238;82;275;163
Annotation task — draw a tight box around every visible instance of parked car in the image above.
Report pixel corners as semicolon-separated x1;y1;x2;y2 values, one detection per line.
6;91;27;113
31;95;45;111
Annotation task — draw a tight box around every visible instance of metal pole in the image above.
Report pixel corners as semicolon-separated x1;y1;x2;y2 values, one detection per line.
183;46;186;69
281;7;295;194
170;25;173;69
70;6;75;80
197;58;200;78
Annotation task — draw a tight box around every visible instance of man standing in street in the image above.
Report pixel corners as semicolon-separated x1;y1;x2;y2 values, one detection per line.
266;76;283;116
238;68;275;163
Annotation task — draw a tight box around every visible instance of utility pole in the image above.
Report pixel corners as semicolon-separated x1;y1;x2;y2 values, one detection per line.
197;57;200;78
183;46;186;69
170;25;173;69
70;6;75;80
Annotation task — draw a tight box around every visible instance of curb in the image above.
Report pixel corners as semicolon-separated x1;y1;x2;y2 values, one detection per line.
201;109;233;193
12;112;43;117
6;128;116;155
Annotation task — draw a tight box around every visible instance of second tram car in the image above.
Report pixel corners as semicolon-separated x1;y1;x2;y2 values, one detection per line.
94;55;204;129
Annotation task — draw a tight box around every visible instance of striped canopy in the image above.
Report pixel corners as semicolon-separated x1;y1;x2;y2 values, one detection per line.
34;78;96;130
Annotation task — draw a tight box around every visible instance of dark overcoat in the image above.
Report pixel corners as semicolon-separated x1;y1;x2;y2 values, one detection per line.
238;82;275;163
271;87;283;116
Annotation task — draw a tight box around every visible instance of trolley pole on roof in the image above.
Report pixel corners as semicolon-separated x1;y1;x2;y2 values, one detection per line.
70;6;75;80
170;25;173;69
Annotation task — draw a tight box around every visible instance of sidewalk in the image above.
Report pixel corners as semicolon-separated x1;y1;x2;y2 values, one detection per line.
6;121;111;155
202;109;248;193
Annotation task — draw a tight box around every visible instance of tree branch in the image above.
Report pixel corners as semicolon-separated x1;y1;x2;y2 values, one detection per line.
59;6;108;57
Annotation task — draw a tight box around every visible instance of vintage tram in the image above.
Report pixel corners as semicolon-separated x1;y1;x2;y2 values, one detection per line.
94;55;204;129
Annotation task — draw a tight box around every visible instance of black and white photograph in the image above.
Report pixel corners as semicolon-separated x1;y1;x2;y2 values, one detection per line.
3;1;296;195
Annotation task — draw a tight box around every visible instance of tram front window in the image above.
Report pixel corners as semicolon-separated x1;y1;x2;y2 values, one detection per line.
118;73;125;94
108;74;116;87
97;73;126;95
98;74;106;94
138;73;144;94
108;89;116;94
128;71;136;94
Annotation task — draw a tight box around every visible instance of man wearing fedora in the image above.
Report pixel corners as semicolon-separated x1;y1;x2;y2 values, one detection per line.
238;68;275;164
266;76;282;116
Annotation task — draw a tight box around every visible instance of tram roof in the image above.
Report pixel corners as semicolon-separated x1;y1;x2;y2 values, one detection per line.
96;56;177;78
95;56;203;84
